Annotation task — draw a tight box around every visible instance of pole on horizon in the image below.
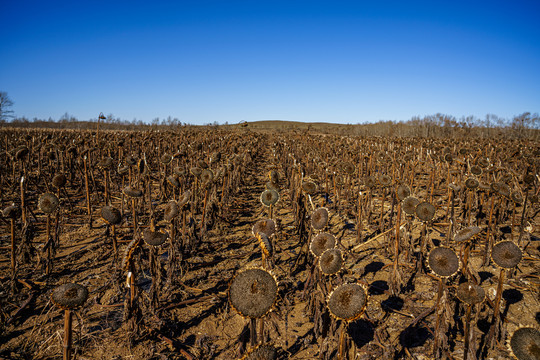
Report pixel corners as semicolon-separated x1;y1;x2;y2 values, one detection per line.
97;112;106;144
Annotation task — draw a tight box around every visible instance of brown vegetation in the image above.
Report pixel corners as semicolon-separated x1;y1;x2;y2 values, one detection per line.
0;122;539;359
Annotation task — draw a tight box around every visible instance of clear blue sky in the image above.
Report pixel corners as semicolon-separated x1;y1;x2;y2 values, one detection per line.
1;0;539;124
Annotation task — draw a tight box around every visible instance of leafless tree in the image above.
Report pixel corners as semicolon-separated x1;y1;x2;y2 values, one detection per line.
0;91;15;121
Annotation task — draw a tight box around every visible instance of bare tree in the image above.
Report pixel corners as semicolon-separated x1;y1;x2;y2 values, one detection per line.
511;112;539;138
0;91;15;121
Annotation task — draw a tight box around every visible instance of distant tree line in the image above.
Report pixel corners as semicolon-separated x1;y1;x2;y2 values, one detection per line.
0;93;537;140
2;111;538;139
1;90;538;137
1;112;194;131
350;112;539;139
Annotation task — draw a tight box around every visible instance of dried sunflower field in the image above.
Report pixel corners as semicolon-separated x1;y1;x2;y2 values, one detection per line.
0;124;539;360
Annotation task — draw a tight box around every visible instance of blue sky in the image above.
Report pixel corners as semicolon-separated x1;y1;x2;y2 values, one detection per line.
1;0;539;124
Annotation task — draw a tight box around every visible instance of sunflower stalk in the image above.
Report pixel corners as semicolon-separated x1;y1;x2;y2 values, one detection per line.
337;322;347;360
463;304;472;360
83;156;92;227
250;318;257;346
63;309;73;360
391;200;402;295
433;279;449;357
486;268;505;349
45;214;53;275
483;195;496;265
10;217;16;280
356;191;363;243
200;187;209;237
308;194;315;211
517;190;529;245
112;224;118;261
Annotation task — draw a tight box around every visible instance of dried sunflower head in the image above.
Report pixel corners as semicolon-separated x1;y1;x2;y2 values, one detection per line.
491;241;522;269
327;283;367;322
508;327;540;360
402;196;420;215
319;248;343;275
310;207;329;230
427;247;459;278
101;206;122;225
456;282;485;305
310;232;336;257
252;219;276;238
51;283;89;310
260;189;279;207
228;268;278;319
39;193;59;214
454;226;482;243
415;201;435;222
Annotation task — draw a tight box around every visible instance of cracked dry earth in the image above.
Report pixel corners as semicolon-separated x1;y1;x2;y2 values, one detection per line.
1;129;539;360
